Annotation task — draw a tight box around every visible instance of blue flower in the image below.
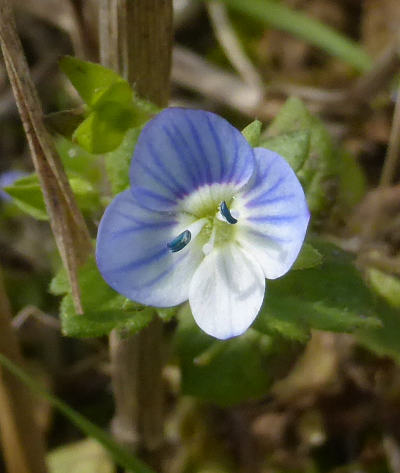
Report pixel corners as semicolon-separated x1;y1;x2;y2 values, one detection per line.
0;170;27;202
96;108;309;340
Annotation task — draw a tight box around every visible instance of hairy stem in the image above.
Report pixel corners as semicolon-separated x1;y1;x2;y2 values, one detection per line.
99;1;173;470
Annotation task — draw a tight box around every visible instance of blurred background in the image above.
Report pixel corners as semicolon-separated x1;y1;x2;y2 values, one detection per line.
1;1;400;472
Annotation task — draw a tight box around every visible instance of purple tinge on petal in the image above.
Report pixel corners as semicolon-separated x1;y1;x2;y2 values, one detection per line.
238;147;310;280
96;189;203;307
129;108;256;211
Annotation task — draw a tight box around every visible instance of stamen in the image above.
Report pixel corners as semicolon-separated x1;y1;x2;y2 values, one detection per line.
220;200;238;224
167;230;191;253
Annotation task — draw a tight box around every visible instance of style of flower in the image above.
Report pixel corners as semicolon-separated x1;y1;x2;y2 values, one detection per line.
96;108;310;339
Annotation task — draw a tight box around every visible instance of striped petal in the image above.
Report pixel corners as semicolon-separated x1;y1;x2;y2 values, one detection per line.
129;108;255;211
237;147;310;279
96;190;203;307
189;243;265;340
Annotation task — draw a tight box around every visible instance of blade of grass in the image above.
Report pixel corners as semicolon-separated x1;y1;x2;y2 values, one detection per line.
0;353;156;473
215;0;372;72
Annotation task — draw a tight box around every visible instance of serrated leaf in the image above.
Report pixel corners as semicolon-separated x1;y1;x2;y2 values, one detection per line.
292;242;323;270
4;173;48;220
60;56;124;108
105;127;141;194
61;295;153;338
73;109;135;154
266;97;337;218
174;305;302;406
260;130;310;172
255;239;382;340
242;120;262;147
59;256;153;337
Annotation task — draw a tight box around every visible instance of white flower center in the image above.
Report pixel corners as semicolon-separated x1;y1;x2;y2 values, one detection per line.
168;184;240;255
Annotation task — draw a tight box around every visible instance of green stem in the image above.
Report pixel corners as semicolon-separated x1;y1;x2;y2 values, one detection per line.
216;0;372;72
0;352;156;473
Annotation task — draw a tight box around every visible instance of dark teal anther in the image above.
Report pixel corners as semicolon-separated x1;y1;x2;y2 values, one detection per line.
220;201;238;224
167;230;191;252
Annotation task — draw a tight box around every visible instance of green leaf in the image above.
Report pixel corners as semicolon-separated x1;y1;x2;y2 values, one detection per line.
60;57;156;154
260;130;310;172
69;177;100;213
266;97;337;218
356;302;400;364
55;136;101;183
218;0;372;71
61;295;153;338
59;256;153;338
254;239;382;341
47;439;114;473
59;56;125;108
0;353;155;473
105;127;141;194
4;174;48;220
49;267;69;296
335;149;367;215
292;242;323;270
241;120;262;147
73;108;135;154
156;306;179;322
174;305;302;406
367;269;400;308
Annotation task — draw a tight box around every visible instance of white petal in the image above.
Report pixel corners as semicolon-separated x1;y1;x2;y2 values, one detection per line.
189;244;265;340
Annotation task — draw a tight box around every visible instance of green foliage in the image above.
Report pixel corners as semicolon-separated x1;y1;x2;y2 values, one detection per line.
69;177;100;213
260;130;311;173
357;302;400;364
4;166;101;219
242;119;262;147
0;353;155;473
367;269;400;308
217;0;372;71
52;257;153;338
292;242;323;270
105;127;141;195
266;97;337;219
335;149;367;215
174;305;302;405
59;56;126;108
55;136;102;183
254;239;382;342
60;56;156;153
4;174;48;220
47;439;114;473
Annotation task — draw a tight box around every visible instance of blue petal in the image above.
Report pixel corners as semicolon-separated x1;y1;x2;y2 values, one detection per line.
129;108;255;211
237;148;310;279
96;190;204;306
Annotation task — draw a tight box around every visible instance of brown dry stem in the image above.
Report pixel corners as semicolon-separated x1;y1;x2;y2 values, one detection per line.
0;267;48;473
0;0;92;313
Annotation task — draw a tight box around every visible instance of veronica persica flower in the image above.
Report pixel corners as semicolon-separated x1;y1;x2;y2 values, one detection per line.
96;108;309;339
